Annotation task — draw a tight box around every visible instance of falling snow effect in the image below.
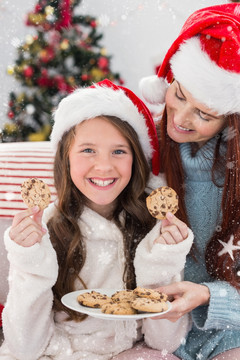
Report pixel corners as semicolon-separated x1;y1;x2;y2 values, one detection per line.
234;4;240;16
2;2;240;360
11;37;21;48
226;161;235;170
222;126;237;141
215;225;222;232
98;14;111;27
219;288;228;298
98;250;113;265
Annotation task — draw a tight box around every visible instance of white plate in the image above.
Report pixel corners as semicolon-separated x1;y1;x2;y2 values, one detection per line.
61;289;172;321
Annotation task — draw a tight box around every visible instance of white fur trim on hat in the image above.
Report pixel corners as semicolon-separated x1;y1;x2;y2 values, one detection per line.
139;75;169;105
145;172;166;194
51;85;153;160
170;37;240;115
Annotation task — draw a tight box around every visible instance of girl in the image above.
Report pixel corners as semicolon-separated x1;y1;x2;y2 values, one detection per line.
140;3;240;360
0;80;193;360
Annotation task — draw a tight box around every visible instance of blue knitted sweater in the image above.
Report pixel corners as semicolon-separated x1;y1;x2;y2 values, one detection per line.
174;137;240;360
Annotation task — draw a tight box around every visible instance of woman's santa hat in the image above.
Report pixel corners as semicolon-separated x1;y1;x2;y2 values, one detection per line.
51;79;160;175
140;3;240;115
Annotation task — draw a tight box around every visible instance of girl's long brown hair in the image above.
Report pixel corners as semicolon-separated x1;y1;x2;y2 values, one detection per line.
159;109;240;290
47;116;156;320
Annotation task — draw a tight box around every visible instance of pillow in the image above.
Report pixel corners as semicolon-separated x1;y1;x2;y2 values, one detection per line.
0;141;56;304
0;141;56;218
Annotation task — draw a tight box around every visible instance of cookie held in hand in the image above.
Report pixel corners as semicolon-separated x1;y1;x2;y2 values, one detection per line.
21;178;51;210
146;186;179;219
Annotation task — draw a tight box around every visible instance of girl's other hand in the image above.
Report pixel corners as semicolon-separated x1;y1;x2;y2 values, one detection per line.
152;281;210;322
154;212;188;245
9;206;47;247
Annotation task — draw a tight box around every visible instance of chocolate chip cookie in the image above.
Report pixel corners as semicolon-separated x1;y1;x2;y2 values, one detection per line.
146;186;179;219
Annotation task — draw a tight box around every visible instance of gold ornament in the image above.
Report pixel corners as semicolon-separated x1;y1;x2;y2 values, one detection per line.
60;39;69;50
90;68;105;81
16;93;25;103
67;76;75;85
45;6;54;16
26;78;33;87
15;65;24;74
28;131;47;141
25;34;34;45
40;49;47;58
7;65;15;75
28;13;45;25
100;48;107;56
28;124;51;142
22;44;30;51
89;58;96;65
4;123;18;134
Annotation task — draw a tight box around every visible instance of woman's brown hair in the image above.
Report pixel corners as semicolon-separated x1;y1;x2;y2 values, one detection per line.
159;109;240;290
47;116;156;320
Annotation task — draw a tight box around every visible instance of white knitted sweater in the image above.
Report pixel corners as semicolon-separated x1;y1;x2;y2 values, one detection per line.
0;202;193;360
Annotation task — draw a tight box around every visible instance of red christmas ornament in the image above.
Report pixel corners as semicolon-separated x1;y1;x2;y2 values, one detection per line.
37;76;55;88
41;68;48;77
90;20;97;28
98;56;109;70
8;111;14;119
34;4;42;13
55;0;72;31
23;66;34;78
81;74;89;81
55;75;67;91
40;47;55;63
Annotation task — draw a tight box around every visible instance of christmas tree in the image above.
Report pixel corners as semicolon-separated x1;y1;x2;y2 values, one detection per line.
2;0;123;142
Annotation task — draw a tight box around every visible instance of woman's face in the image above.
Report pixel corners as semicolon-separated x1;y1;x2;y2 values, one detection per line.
68;116;133;218
165;81;227;147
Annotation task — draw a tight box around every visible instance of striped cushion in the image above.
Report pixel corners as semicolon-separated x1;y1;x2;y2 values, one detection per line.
0;141;56;218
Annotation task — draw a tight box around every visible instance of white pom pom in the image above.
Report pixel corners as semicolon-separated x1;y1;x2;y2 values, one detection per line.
139;75;168;104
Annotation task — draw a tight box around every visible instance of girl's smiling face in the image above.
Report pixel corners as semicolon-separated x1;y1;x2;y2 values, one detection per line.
69;116;133;218
165;81;227;147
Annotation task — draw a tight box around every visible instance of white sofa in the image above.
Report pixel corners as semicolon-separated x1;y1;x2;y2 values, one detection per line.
0;141;56;306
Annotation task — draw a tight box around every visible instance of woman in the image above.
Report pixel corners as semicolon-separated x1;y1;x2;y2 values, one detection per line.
139;3;240;360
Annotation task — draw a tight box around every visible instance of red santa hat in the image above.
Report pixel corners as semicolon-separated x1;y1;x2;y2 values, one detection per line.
51;79;160;175
140;3;240;115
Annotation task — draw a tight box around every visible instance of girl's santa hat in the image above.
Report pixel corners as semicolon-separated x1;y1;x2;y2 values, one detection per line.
51;79;160;175
140;3;240;115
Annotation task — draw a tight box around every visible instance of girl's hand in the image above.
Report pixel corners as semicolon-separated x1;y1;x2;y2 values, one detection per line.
154;212;188;245
9;206;47;247
153;281;210;322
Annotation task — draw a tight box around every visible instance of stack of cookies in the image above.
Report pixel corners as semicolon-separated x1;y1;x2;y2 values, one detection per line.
77;287;168;315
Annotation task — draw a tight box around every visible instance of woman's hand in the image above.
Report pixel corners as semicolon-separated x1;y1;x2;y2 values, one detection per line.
154;212;189;245
153;281;210;322
9;206;47;247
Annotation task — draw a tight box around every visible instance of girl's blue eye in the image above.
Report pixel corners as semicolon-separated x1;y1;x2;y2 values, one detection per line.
83;148;94;153
114;149;125;154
